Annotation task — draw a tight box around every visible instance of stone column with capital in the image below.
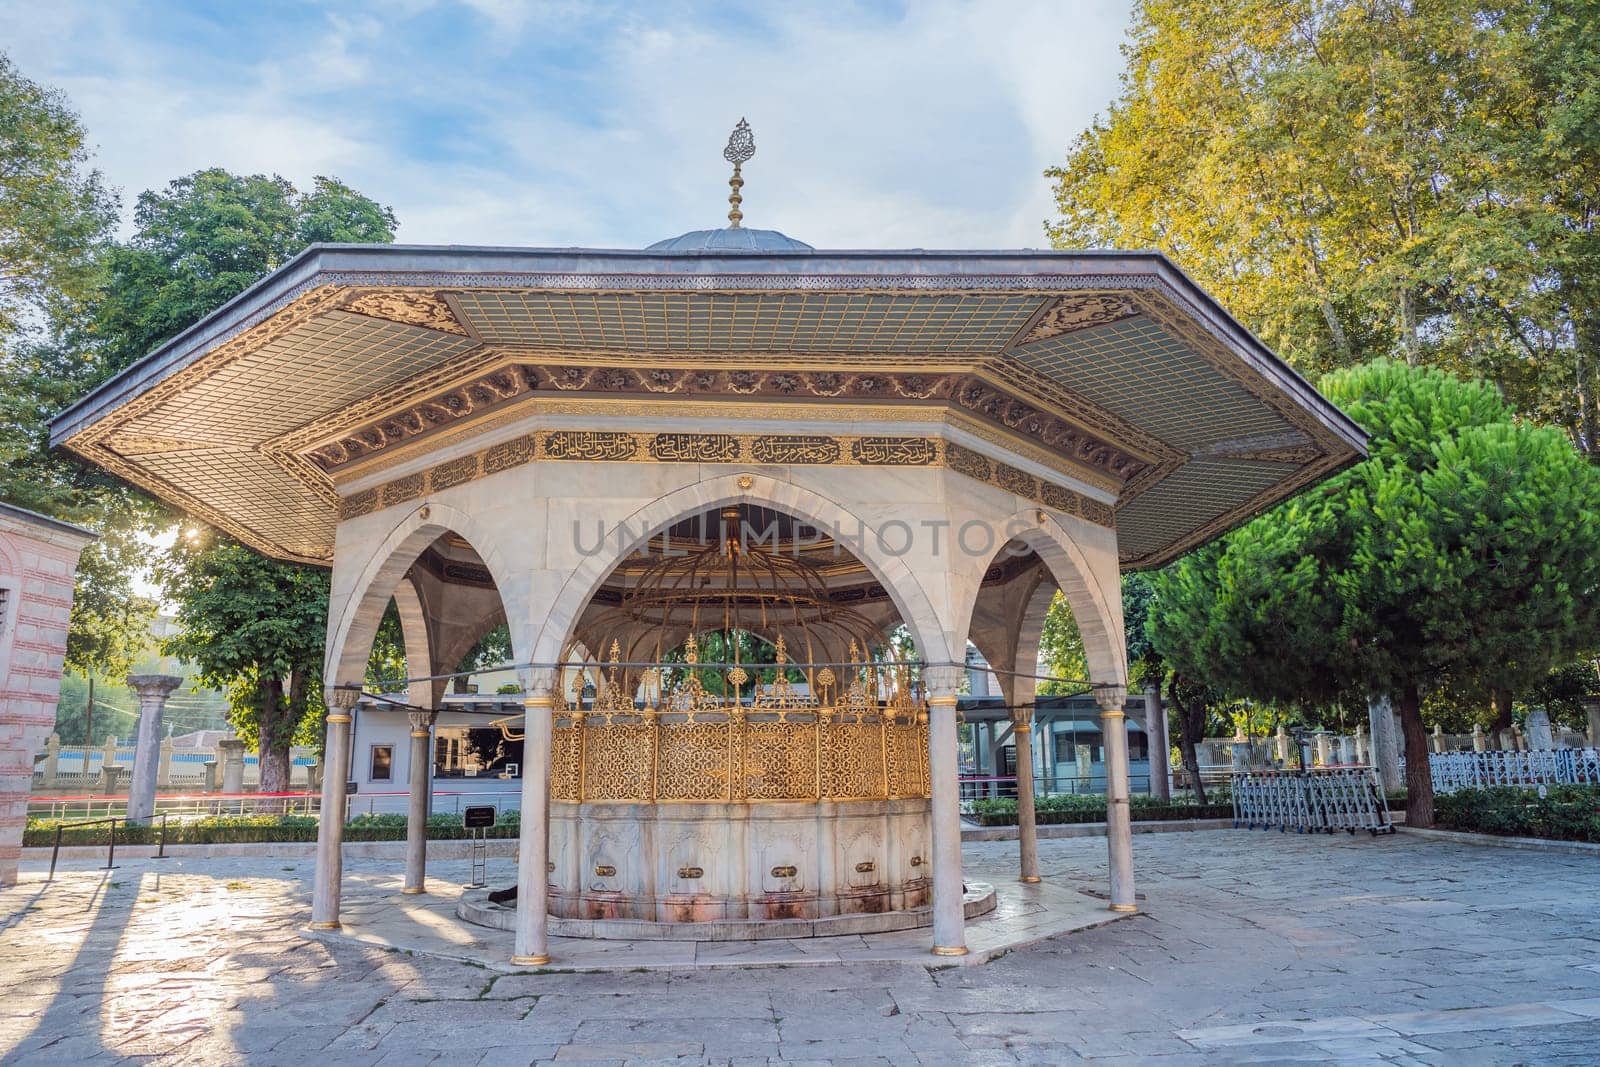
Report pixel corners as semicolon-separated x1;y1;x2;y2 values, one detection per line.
402;709;437;895
1095;685;1136;912
124;674;182;824
1586;698;1600;746
923;664;967;957
1143;685;1171;802
513;670;558;966
311;687;359;930
1472;724;1487;752
1011;705;1041;884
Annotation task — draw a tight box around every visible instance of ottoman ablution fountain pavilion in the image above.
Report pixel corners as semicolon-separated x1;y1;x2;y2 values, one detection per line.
49;123;1366;964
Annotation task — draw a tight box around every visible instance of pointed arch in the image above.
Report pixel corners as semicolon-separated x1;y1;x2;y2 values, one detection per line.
956;509;1126;689
527;472;954;670
325;502;528;692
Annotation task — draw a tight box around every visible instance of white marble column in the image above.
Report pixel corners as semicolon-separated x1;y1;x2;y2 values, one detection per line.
1096;685;1136;913
311;689;358;930
925;666;966;956
512;679;556;966
1143;685;1171;802
402;710;436;895
1012;706;1041;884
124;674;182;825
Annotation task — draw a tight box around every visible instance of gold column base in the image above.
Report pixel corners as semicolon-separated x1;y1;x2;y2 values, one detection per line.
400;887;425;896
309;920;341;930
931;944;969;957
510;954;551;966
1020;875;1042;884
1109;903;1138;913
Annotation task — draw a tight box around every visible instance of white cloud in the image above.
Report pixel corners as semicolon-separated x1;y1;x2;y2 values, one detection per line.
0;0;1130;249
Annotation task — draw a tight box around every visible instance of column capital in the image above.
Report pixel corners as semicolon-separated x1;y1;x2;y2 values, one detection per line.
126;674;183;699
1093;684;1127;713
407;710;437;735
921;664;964;700
519;667;560;698
325;686;362;710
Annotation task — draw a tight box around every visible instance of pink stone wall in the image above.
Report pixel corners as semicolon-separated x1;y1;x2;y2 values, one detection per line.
0;508;95;885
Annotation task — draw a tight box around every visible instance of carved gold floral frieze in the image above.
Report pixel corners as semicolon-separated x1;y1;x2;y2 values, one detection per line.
336;430;1116;529
1015;294;1139;345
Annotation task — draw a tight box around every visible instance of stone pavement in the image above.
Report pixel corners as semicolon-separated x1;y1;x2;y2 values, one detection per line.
2;829;1598;1065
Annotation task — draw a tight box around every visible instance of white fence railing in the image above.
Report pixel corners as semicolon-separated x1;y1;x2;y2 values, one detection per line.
1419;749;1600;794
1232;768;1393;834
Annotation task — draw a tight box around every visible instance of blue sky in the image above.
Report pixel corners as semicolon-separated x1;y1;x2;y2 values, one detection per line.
2;1;1131;249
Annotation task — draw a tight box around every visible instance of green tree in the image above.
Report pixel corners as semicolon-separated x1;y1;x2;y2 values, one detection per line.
1146;361;1600;825
0;52;117;339
155;534;329;795
1036;592;1087;695
1047;0;1600;455
102;168;397;787
90;169;396;375
0;56;164;709
60;526;157;754
365;599;408;692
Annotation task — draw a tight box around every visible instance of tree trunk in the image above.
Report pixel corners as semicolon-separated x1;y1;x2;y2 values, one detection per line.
257;677;292;813
1489;687;1514;748
1169;677;1208;805
1398;685;1434;828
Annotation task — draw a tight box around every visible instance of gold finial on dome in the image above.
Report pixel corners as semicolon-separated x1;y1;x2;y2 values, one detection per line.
723;118;755;228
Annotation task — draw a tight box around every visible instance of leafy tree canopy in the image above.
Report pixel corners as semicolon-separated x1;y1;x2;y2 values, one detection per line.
0;52;117;338
155;535;329;784
89;169;396;376
1145;360;1600;824
1048;0;1600;455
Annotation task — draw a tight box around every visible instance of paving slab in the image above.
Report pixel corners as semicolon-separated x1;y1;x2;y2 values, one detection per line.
5;829;1600;1064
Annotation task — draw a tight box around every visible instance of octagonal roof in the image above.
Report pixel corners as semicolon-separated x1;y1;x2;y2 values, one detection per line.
49;242;1366;567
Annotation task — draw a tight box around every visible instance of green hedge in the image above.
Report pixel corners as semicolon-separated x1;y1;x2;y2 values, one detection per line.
24;810;523;847
967;793;1233;826
1433;785;1600;843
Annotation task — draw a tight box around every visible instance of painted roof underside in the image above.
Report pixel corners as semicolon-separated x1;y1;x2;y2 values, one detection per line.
50;244;1366;568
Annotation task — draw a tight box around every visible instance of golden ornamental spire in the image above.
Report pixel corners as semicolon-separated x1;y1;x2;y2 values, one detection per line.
723;118;755;228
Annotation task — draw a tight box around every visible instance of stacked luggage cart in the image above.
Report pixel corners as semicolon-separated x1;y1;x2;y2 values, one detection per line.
1232;767;1394;835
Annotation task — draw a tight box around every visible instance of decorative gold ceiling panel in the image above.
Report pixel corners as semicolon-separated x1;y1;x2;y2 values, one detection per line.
118;311;477;447
1113;458;1298;564
450;290;1046;353
134;446;336;557
1008;311;1293;453
51;260;1365;569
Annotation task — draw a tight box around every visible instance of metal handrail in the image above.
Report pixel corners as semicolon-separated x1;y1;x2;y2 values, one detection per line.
46;813;168;881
